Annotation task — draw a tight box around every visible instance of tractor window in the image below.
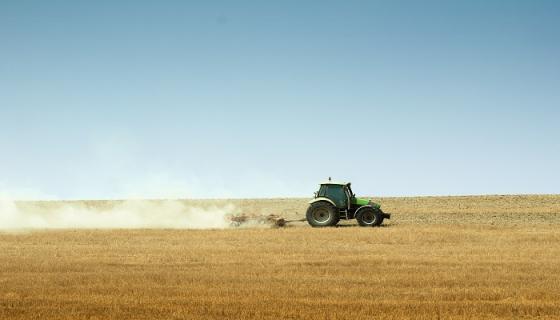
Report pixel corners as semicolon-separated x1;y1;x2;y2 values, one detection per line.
325;185;347;208
318;185;327;197
344;187;352;200
346;185;355;199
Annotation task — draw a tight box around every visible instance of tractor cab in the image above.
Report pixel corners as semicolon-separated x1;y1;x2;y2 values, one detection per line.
315;181;354;209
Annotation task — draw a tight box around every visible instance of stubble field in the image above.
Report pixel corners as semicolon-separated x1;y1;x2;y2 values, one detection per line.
2;195;560;319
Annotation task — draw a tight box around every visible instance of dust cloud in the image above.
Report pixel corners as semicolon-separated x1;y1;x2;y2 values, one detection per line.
0;197;238;229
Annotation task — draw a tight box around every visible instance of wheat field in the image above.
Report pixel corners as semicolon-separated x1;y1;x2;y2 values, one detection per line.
2;195;560;319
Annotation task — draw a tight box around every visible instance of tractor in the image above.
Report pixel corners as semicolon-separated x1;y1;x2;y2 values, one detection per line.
306;179;390;227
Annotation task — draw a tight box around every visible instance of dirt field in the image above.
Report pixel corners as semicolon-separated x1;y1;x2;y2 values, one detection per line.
2;195;560;319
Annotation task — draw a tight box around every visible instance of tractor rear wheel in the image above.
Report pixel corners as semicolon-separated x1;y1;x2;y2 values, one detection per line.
306;202;339;227
356;207;383;227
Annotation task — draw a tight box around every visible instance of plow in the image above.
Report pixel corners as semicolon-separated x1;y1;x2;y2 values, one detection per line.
228;214;305;228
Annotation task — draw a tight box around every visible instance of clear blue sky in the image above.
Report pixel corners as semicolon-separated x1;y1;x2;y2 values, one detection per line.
1;1;559;199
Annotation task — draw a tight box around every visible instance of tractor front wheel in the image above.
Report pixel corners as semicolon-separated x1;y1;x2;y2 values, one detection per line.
356;207;383;227
306;202;339;227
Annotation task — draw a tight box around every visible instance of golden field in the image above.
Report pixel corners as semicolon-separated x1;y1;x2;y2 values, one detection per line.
2;195;560;319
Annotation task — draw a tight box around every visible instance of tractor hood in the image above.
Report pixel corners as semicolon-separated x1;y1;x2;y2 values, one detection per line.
353;197;381;209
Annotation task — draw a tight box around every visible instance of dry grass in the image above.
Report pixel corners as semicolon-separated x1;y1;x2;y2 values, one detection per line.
2;195;560;319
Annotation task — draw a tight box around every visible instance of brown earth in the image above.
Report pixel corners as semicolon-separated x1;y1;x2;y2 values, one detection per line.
2;195;560;319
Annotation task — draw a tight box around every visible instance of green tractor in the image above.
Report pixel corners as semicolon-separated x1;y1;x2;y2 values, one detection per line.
306;179;391;227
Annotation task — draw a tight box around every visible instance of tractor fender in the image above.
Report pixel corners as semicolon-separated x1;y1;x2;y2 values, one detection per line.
354;205;376;216
308;197;336;207
354;205;390;219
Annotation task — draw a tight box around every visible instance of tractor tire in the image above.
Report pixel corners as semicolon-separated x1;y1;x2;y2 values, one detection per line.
306;201;339;227
356;207;383;227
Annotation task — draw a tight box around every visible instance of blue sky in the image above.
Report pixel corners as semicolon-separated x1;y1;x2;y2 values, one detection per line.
0;1;559;199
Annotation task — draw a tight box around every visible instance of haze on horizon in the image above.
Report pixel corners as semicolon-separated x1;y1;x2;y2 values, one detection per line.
1;1;559;200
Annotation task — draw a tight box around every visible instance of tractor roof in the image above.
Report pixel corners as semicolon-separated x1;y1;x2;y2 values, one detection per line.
320;181;350;186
